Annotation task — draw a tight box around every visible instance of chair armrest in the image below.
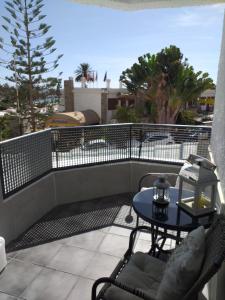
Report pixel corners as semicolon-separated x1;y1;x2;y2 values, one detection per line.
125;226;152;258
92;277;156;300
138;173;178;191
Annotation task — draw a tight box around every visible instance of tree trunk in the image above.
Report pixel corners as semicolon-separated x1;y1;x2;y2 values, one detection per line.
154;76;169;124
24;0;36;132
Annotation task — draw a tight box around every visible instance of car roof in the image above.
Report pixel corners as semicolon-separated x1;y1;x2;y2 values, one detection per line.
87;139;107;144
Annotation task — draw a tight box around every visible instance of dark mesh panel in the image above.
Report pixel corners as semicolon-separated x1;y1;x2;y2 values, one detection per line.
0;124;211;198
131;124;211;163
51;124;131;168
0;130;52;197
51;124;211;169
6;193;132;252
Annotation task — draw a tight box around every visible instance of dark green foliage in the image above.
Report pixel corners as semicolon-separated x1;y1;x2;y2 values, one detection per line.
0;84;16;109
0;115;12;140
75;63;94;85
115;106;140;123
0;0;63;131
177;110;198;125
120;45;214;124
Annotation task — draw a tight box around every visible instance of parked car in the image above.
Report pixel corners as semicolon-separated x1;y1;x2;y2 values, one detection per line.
143;132;174;144
81;139;110;150
172;128;210;143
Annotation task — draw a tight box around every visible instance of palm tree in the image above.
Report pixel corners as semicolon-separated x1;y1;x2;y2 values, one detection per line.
74;63;94;87
120;46;214;124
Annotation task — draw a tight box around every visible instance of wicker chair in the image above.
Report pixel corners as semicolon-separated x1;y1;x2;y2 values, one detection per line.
92;214;225;300
138;173;178;192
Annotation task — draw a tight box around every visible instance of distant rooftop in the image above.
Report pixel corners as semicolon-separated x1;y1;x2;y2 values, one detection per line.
200;89;216;98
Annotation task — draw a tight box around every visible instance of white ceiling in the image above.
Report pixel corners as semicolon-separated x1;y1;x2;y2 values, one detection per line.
70;0;225;10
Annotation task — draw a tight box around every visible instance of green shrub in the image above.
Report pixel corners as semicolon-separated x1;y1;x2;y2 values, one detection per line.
177;110;198;125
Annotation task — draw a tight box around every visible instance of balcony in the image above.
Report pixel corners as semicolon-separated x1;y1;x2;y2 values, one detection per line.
0;124;212;299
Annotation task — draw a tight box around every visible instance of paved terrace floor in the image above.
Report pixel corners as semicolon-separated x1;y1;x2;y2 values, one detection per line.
1;194;176;300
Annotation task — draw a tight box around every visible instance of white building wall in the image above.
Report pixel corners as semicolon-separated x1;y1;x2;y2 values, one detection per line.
73;87;127;122
74;88;102;118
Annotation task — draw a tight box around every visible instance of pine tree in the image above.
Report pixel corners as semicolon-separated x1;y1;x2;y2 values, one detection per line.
0;0;63;131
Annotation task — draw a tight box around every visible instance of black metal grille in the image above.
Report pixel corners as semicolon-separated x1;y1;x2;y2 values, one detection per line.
0;124;211;198
51;124;132;169
131;124;211;162
52;124;211;169
0;130;52;198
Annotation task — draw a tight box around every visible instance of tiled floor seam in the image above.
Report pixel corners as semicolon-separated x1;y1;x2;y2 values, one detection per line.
62;276;80;300
64;275;93;300
28;264;82;277
0;290;27;299
16;262;43;299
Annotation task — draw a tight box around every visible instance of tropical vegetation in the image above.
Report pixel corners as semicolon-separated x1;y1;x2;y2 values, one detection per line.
120;45;214;124
75;63;95;87
115;106;140;123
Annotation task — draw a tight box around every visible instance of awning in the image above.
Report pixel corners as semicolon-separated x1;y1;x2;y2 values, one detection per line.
70;0;225;10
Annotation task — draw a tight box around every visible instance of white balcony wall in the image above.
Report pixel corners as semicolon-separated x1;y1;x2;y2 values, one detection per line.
212;13;225;210
54;162;180;205
210;12;225;300
0;174;56;244
0;161;181;244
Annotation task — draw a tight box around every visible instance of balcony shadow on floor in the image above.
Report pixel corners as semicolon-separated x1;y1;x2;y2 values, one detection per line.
6;193;135;253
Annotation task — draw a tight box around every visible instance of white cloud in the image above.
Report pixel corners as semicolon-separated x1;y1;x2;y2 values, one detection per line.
173;5;225;28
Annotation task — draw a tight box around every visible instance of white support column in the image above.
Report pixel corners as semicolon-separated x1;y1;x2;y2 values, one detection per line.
211;12;225;201
210;11;225;300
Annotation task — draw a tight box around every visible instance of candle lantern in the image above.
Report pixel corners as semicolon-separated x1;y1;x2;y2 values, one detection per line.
177;154;218;217
153;175;170;220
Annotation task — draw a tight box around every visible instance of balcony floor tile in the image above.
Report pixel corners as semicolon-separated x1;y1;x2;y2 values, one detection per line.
47;245;96;276
14;242;63;267
63;230;106;251
0;259;42;297
0;292;25;299
21;268;78;300
98;233;129;258
65;277;94;300
2;194;181;299
83;252;120;280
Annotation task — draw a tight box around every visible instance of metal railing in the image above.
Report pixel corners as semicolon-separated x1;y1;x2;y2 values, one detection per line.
51;124;211;169
0;130;52;198
0;124;211;198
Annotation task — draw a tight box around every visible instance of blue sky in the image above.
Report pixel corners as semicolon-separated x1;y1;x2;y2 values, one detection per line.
0;0;225;88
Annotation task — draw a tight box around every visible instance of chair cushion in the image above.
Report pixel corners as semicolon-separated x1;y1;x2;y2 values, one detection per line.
157;226;205;300
104;252;166;300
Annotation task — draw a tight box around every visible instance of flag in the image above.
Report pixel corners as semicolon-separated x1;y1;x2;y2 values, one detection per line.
103;71;107;82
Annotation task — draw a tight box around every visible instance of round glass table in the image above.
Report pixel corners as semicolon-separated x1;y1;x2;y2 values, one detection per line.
133;187;215;256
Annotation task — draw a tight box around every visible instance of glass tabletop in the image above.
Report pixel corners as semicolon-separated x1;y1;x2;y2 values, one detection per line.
133;187;213;231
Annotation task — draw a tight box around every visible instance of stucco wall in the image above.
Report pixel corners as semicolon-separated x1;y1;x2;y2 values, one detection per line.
53;162;181;205
73;88;127;122
74;88;102;118
0;173;56;243
0;161;181;243
210;12;225;300
211;14;225;204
